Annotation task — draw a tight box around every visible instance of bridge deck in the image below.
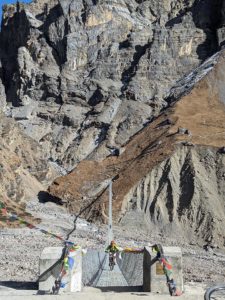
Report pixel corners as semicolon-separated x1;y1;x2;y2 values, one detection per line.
96;260;128;287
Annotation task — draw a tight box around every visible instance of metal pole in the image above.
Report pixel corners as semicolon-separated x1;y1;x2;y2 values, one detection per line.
108;180;113;244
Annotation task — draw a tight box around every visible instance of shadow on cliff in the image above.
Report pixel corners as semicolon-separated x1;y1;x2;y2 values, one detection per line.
0;7;30;106
39;4;68;66
166;0;223;61
0;3;67;106
38;191;63;205
192;0;223;61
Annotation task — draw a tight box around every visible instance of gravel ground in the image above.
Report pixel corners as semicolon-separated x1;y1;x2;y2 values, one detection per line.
0;197;224;287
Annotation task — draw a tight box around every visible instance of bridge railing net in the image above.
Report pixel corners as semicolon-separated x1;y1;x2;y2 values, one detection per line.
117;252;143;286
82;249;143;287
82;249;107;287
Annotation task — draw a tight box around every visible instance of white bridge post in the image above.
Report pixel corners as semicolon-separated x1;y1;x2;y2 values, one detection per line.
108;180;113;244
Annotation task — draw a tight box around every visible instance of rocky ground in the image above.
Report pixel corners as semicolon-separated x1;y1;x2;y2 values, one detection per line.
0;197;224;288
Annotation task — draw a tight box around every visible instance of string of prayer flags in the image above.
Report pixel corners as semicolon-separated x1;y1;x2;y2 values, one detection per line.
123;247;144;253
0;201;73;244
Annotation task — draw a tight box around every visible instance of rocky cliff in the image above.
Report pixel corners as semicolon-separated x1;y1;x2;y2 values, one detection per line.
1;0;225;169
0;112;50;226
0;0;225;246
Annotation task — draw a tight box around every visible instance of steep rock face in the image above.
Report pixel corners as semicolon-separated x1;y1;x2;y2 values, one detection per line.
0;0;224;169
49;49;225;246
0;112;50;223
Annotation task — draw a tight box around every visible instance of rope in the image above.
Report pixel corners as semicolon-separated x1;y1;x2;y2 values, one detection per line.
65;182;112;242
0;202;67;243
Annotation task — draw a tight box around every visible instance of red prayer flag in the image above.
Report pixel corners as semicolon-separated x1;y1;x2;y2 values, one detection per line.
161;258;172;270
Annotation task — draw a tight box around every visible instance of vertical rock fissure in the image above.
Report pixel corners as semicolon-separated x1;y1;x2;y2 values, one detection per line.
149;160;171;219
121;37;153;94
165;180;174;223
177;154;195;220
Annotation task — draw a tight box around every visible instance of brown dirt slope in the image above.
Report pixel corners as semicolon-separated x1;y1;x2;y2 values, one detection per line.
0;113;50;226
49;113;176;220
48;50;225;244
170;51;225;147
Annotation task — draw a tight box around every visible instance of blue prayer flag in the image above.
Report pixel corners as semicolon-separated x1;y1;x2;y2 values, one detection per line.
68;257;74;270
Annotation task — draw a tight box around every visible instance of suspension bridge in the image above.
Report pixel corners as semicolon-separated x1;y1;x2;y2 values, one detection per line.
82;179;143;290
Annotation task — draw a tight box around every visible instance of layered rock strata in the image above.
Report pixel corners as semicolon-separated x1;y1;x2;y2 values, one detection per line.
0;0;225;245
0;0;225;169
0;112;50;225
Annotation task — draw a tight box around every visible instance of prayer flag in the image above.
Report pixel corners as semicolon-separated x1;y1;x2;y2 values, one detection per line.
68;257;74;270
